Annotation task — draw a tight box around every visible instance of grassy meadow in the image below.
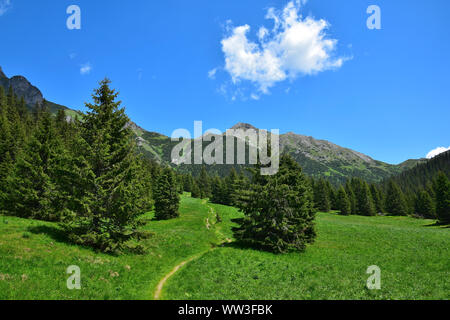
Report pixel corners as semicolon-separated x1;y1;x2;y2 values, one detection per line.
0;194;448;300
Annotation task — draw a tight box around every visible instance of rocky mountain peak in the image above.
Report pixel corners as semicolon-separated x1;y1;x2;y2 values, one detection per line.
9;75;44;107
230;122;258;131
0;67;44;107
0;66;6;79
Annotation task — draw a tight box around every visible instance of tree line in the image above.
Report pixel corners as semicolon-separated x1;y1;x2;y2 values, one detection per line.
199;158;450;225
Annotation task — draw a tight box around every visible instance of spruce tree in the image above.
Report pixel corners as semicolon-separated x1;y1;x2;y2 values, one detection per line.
182;174;193;193
358;181;376;216
414;190;435;219
197;166;211;198
211;176;226;205
191;180;201;198
0;87;13;212
345;181;357;214
234;155;316;253
385;180;408;216
370;184;384;213
153;167;180;220
337;186;351;215
62;79;151;252
8;107;61;220
224;167;238;206
325;180;338;210
54;126;95;226
433;172;450;223
313;179;331;212
4;88;24;161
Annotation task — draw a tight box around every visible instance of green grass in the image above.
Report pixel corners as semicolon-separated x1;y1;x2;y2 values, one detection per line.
0;194;221;300
0;195;448;300
164;205;449;300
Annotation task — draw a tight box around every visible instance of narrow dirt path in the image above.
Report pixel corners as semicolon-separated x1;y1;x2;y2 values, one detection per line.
154;254;201;300
153;202;226;300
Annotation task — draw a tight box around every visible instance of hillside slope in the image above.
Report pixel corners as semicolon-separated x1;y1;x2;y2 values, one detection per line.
134;123;426;184
385;150;450;193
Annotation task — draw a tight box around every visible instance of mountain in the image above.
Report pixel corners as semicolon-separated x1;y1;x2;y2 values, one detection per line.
0;66;426;183
0;66;70;114
136;122;427;184
385;150;450;193
278;131;427;184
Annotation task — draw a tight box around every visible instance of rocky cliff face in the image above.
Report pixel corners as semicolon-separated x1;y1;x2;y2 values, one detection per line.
0;66;44;107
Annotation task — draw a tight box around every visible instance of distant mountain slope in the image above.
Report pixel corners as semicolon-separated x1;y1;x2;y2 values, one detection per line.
1;66;425;183
386;150;450;193
133;122;425;183
278;130;426;184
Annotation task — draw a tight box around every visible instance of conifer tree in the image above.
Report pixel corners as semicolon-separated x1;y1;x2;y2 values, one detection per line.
325;180;338;210
62;79;151;252
224;167;238;206
370;184;384;213
0;87;13;212
191;180;201;198
182;174;193;193
433;172;450;223
54;126;95;225
313;179;331;212
414;190;435;219
345;181;357;214
337;186;351;215
385;180;408;216
358;181;376;216
4;88;24;161
210;176;226;205
234;155;316;253
8;107;61;220
197;166;211;198
153;167;180;220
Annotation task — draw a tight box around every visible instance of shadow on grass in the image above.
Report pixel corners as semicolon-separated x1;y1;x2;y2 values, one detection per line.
27;225;70;244
27;225;151;256
424;221;450;228
221;240;259;251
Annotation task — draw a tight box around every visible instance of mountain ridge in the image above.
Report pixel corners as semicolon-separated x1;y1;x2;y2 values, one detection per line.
0;66;426;183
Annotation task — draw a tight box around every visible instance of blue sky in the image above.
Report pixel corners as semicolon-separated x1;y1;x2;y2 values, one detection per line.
0;0;449;164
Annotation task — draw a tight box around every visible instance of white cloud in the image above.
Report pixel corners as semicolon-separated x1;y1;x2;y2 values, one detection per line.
426;146;450;159
208;68;218;79
80;62;92;75
219;1;346;94
0;0;11;16
69;53;77;60
250;93;260;100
